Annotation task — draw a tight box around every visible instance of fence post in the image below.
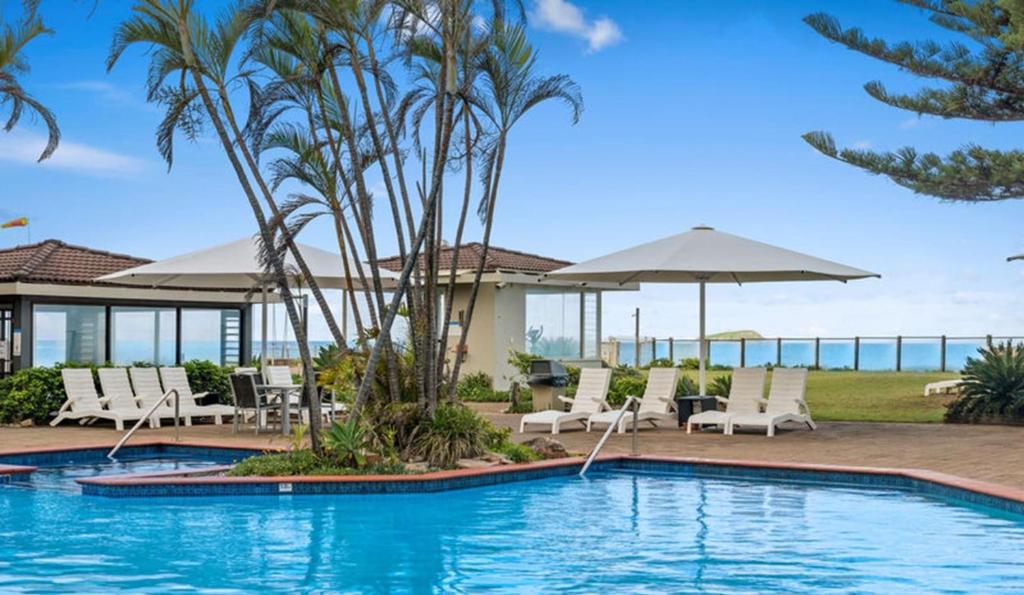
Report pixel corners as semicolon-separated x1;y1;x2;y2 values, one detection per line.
940;335;947;372
651;338;657;362
668;337;674;363
633;308;640;368
896;335;902;372
987;334;993;349
776;338;782;367
814;337;820;369
740;338;746;367
854;336;860;371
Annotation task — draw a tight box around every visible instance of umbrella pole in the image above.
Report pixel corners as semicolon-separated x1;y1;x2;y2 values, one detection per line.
261;284;268;372
698;280;706;396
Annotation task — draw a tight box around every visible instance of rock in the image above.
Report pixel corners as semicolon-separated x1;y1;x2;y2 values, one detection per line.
18;419;33;428
404;461;430;473
456;458;500;469
521;437;568;459
481;452;514;465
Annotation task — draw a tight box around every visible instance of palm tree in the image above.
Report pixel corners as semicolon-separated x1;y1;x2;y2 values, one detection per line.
107;0;328;451
1;2;59;160
448;19;582;399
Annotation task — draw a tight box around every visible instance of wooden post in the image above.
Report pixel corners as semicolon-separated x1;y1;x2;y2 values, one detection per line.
896;336;902;372
651;338;657;362
814;337;820;369
940;335;947;372
740;338;746;367
987;334;993;349
668;337;674;363
776;338;782;367
854;336;860;371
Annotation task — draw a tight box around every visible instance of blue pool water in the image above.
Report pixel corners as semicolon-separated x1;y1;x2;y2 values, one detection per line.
2;460;1024;593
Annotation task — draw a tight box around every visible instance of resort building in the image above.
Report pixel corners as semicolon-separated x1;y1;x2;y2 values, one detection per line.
379;244;637;389
0;240;254;377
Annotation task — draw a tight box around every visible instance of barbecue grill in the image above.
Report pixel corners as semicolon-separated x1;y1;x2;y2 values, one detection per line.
526;360;570;411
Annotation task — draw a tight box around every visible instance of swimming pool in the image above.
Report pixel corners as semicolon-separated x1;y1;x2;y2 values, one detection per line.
2;450;1023;593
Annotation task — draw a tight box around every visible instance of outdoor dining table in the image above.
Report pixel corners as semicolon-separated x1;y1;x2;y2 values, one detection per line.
257;383;303;435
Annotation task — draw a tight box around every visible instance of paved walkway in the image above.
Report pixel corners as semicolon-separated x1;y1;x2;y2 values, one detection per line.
4;409;1024;490
475;403;1024;489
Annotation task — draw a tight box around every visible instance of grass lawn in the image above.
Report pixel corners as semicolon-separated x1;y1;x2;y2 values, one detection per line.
679;370;961;423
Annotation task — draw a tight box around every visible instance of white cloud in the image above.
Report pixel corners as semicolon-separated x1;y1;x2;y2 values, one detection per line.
50;80;156;113
532;0;623;52
899;117;922;130
0;130;148;177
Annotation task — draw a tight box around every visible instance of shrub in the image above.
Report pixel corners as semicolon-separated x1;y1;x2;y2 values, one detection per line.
183;360;232;404
642;358;675;370
946;342;1024;423
708;374;732;397
0;366;65;424
676;375;698;397
679;357;700;370
456;372;498;401
493;441;540;463
411;404;489;468
228;450;406;477
608;374;647;407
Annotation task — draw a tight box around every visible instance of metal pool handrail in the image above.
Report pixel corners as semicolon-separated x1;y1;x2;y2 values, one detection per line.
580;395;640;477
107;389;181;460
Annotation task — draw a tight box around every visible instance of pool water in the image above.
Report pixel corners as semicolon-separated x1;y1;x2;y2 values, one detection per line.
8;453;229;493
2;464;1023;593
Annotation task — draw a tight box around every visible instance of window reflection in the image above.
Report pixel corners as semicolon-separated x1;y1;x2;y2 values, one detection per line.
32;304;106;366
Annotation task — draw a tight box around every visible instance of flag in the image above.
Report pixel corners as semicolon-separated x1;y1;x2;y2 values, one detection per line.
1;218;28;229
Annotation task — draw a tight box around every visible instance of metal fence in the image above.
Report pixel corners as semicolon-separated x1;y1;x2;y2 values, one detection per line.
603;335;1023;372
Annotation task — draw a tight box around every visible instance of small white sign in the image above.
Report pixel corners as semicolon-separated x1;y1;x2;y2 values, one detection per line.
11;331;20;357
0;341;7;360
278;482;293;493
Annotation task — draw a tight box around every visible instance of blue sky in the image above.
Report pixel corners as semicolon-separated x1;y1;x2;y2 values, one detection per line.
4;0;1024;341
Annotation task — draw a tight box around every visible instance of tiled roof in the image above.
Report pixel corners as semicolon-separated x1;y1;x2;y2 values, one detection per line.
0;240;151;285
377;243;572;274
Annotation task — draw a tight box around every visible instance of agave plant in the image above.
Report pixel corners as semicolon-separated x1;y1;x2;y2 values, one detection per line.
947;342;1024;423
323;419;368;468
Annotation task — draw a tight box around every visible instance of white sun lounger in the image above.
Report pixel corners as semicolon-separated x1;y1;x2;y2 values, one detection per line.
160;367;237;424
98;368;176;429
130;367;193;426
587;367;679;433
50;368;155;431
685;367;767;434
726;368;815;437
519;368;613;434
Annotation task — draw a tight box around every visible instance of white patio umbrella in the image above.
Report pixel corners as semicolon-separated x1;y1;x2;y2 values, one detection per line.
99;237;399;368
545;226;879;395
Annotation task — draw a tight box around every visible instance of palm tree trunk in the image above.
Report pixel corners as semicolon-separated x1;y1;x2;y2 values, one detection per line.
448;134;506;400
175;3;323;452
437;105;474;400
216;85;346;352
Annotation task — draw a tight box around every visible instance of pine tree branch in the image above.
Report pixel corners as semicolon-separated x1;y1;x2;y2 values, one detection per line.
803;131;1024;201
865;80;1024;121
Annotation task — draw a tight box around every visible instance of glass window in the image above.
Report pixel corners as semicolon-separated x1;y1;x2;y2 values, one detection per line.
525;291;581;359
111;307;176;366
33;304;106;366
181;309;242;366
